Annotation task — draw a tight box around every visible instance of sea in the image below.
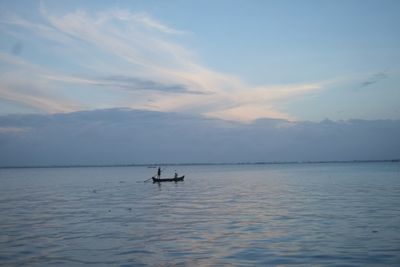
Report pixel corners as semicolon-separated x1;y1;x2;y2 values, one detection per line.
0;162;399;266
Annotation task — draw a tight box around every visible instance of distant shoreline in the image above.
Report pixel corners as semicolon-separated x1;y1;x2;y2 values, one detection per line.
1;159;399;169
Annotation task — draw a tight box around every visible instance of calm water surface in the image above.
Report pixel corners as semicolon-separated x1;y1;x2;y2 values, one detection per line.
0;163;399;266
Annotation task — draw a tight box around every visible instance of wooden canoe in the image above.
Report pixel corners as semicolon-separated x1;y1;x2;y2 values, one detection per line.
152;175;185;183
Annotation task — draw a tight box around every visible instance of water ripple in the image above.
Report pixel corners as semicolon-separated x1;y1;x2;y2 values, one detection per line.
1;163;400;266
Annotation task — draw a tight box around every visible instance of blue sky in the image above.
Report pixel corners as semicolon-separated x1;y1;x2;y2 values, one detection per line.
0;0;399;122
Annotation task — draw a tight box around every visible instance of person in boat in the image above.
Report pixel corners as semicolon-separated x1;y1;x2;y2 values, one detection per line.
174;171;178;178
157;167;161;178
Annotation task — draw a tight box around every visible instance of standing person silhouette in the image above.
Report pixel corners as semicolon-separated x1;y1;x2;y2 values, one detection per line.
157;167;161;178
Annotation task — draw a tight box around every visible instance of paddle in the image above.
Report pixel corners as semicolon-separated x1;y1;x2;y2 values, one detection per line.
143;177;153;182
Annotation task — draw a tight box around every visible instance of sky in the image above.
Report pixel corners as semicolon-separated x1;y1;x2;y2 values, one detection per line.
0;1;400;166
0;0;399;122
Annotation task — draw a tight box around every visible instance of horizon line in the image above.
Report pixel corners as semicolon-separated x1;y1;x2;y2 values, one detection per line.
1;159;399;169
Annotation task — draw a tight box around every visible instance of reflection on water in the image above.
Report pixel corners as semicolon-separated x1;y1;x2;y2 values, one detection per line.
0;163;400;266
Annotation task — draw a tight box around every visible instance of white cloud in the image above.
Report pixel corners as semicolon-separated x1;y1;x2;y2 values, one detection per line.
0;5;329;122
131;12;188;35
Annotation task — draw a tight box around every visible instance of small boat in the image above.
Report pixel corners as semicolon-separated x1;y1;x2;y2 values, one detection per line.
152;175;185;183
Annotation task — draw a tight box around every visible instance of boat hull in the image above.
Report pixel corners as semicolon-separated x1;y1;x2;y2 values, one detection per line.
152;176;185;183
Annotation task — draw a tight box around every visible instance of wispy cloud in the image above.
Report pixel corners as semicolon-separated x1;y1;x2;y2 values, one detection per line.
0;81;84;114
0;4;329;121
361;72;387;87
100;75;207;94
0;51;85;112
130;12;188;35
